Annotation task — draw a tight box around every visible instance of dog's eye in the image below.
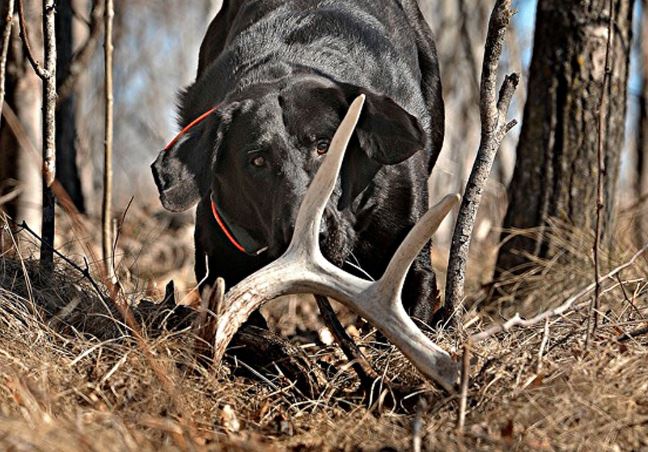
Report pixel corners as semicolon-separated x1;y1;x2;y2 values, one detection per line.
315;139;330;156
250;155;266;167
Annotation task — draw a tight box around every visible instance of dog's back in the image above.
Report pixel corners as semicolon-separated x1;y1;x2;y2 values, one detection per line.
192;0;443;171
155;0;449;326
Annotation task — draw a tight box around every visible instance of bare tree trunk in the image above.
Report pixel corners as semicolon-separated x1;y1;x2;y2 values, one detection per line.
496;0;634;277
102;0;114;278
0;0;41;234
40;0;57;270
0;0;15;126
55;0;85;213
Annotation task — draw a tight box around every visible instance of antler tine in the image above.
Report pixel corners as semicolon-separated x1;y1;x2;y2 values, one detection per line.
378;194;461;302
288;95;366;255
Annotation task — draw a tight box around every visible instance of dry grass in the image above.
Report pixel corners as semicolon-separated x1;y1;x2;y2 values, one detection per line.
0;207;647;451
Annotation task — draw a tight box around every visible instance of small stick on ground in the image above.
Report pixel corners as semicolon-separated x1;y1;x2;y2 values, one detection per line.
456;343;471;433
617;325;648;342
315;295;380;389
445;0;519;329
536;318;550;374
471;244;648;343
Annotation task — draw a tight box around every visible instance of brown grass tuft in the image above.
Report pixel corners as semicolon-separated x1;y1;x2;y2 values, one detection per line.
1;209;647;451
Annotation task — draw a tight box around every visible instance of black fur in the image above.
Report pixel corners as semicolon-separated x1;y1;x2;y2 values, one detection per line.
151;0;447;325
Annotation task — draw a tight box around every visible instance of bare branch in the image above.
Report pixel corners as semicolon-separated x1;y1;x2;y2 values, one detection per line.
102;0;114;279
445;0;519;324
17;0;49;80
470;244;648;343
587;0;616;347
0;0;16;128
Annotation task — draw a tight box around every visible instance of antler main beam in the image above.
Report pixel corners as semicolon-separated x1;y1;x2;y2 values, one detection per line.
211;96;460;391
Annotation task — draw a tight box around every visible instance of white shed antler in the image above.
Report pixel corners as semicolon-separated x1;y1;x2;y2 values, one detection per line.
211;96;460;391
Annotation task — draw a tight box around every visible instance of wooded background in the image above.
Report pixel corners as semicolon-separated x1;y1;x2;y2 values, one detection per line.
0;0;643;284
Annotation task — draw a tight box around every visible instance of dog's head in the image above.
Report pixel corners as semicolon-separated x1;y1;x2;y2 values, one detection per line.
151;75;428;258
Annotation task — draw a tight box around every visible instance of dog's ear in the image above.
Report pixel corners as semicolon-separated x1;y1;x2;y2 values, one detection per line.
337;85;427;209
151;104;237;212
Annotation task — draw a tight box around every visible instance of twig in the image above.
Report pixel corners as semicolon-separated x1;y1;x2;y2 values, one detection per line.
57;0;104;106
616;274;645;320
315;295;380;390
412;397;427;452
471;244;648;343
618;325;648;342
0;0;15;128
102;0;114;279
1;103;95;262
456;343;471;433
445;0;519;326
3;98;194;434
536;318;550;374
15;220;108;303
17;0;49;79
110;196;134;273
587;0;615;348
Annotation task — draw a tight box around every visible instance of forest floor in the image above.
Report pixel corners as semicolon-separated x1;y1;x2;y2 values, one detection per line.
0;205;647;451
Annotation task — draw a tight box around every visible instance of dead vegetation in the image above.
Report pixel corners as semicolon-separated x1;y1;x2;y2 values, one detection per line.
1;206;647;451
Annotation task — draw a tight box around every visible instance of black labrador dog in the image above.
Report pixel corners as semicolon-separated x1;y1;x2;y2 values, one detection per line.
151;0;446;327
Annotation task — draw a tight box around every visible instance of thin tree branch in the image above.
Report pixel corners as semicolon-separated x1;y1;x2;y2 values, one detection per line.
471;244;648;343
102;0;114;279
40;0;57;270
0;0;16;128
445;0;519;326
57;0;105;106
586;0;616;348
17;0;49;80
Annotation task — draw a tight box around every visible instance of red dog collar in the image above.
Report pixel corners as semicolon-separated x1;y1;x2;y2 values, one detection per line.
162;105;268;256
210;194;269;256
